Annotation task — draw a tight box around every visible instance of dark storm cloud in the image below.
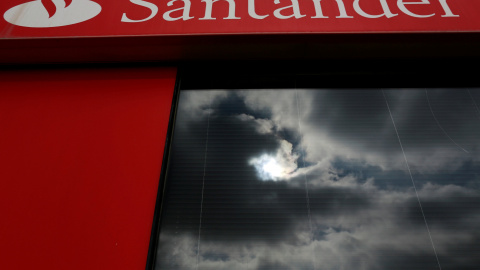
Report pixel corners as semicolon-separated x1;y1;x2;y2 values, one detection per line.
302;89;480;171
405;187;480;228
375;237;480;270
374;249;441;270
386;89;480;153
438;235;480;270
256;258;296;270
306;89;392;142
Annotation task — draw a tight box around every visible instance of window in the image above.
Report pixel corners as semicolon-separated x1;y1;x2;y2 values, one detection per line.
151;70;480;270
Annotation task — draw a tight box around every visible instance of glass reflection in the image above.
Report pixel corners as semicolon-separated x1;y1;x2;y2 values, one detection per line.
156;89;480;270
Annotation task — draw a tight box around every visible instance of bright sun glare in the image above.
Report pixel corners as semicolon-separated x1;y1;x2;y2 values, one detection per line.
262;157;283;179
250;154;289;181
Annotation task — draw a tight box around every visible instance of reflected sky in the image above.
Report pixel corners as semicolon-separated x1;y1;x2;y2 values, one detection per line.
156;89;480;270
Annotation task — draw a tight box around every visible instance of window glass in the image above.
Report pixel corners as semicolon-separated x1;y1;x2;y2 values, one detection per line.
155;88;480;270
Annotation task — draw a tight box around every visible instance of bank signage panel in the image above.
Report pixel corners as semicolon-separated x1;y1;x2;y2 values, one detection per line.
1;0;479;38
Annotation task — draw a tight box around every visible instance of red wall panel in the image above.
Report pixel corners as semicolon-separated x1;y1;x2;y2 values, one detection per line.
0;68;176;269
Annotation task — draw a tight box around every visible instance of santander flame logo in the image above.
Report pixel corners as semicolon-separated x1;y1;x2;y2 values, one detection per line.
4;0;101;28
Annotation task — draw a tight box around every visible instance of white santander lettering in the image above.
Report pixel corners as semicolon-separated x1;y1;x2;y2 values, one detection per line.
312;0;328;18
118;0;461;23
273;0;306;19
335;0;354;18
438;0;459;17
163;0;194;21
353;0;398;18
248;0;268;19
121;0;158;22
398;0;434;18
200;0;241;20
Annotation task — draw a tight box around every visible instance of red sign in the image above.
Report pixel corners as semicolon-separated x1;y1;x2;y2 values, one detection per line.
1;0;480;38
0;67;176;270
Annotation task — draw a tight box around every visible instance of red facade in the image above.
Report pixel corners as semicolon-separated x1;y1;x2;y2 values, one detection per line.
0;1;479;269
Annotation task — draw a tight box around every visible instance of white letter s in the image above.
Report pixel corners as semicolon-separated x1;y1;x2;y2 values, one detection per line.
122;0;158;22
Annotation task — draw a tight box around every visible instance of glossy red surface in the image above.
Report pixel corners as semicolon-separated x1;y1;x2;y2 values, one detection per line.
0;68;176;269
1;0;480;38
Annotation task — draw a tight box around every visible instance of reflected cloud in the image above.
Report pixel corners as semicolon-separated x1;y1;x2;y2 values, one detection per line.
156;88;480;270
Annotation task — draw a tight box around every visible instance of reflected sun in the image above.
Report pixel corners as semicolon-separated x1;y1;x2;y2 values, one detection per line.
261;156;284;179
250;154;289;181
